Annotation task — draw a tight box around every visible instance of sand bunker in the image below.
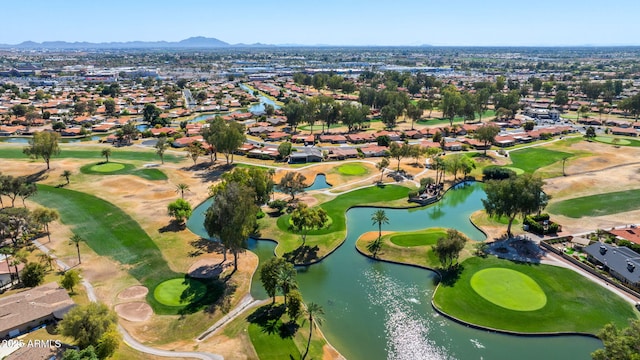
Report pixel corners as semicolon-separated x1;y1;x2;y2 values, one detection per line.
115;302;153;322
118;285;149;300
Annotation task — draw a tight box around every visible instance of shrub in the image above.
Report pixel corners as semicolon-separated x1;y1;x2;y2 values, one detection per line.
408;191;418;199
21;262;46;287
256;210;266;219
483;166;516;180
268;199;288;213
524;214;559;235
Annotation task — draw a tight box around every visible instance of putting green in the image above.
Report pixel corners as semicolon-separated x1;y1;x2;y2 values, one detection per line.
337;163;368;175
501;166;524;175
595;136;631;145
153;278;207;307
470;268;547;311
390;229;446;247
90;162;126;172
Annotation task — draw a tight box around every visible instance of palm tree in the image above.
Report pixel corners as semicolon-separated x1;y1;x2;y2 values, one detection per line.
371;210;389;241
302;302;325;360
101;148;112;163
175;183;190;199
11;249;28;285
69;234;84;264
369;210;389;258
277;266;297;307
61;170;72;185
37;250;56;270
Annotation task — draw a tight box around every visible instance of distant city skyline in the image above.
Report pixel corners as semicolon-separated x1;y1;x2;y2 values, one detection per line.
4;0;640;47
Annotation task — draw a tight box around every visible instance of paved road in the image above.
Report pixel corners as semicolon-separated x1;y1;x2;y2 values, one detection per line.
31;239;224;360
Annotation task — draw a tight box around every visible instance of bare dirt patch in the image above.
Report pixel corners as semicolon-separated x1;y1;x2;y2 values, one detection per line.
118;285;149;300
115;302;153;322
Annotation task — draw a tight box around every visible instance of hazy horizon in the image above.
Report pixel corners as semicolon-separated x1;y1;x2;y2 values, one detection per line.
3;0;639;47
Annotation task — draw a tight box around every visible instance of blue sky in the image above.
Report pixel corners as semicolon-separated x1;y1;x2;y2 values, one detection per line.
3;0;639;46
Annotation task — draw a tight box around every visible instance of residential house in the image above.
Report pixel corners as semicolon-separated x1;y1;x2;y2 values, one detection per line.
0;259;23;288
610;127;638;137
326;147;359;160
319;134;347;144
584;242;640;290
360;145;389;157
289;147;323;164
609;227;640;246
0;282;75;339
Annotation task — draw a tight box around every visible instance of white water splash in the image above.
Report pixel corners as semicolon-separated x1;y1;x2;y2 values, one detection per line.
363;270;452;360
470;339;485;349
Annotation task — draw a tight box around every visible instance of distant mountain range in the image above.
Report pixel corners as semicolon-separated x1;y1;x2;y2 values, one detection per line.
0;36;242;49
0;37;437;49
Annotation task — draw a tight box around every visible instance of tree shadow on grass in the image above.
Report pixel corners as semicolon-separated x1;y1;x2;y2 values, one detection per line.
247;303;296;338
189;238;225;257
25;169;48;183
178;275;228;316
438;264;465;287
283;245;319;264
158;220;185;233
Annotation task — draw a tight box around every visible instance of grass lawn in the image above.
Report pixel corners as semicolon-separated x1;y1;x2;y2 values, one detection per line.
31;185;217;315
246;303;325;360
594;136;631;145
0;145;182;163
336;163;368;176
80;162;168;180
548;188;640;218
390;228;447;247
501;166;524;175
433;257;637;334
355;227;475;269
508;147;573;174
263;185;411;262
153;278;207;307
470;268;547;311
595;136;640;147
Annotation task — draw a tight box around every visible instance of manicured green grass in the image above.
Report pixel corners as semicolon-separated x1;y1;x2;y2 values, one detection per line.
337;163;368;176
268;185;411;260
594;136;640;147
501;166;524;175
594;136;631;145
508;147;573;173
90;162;126;172
277;185;411;236
31;185;215;314
246;304;324;360
0;145;181;163
433;257;637;333
356;227;474;269
548;189;640;218
153;278;207;307
80;162;168;181
390;228;446;247
249;321;299;359
470;268;547;311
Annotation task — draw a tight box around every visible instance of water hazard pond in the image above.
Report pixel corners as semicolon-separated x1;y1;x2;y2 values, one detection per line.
189;182;601;359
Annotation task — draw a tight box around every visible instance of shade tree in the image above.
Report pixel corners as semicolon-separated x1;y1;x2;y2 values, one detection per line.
204;182;258;272
276;172;307;201
289;203;328;245
23;131;61;169
433;229;467;270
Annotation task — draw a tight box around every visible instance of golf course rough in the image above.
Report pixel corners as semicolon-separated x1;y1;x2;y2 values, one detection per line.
470;268;547;311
